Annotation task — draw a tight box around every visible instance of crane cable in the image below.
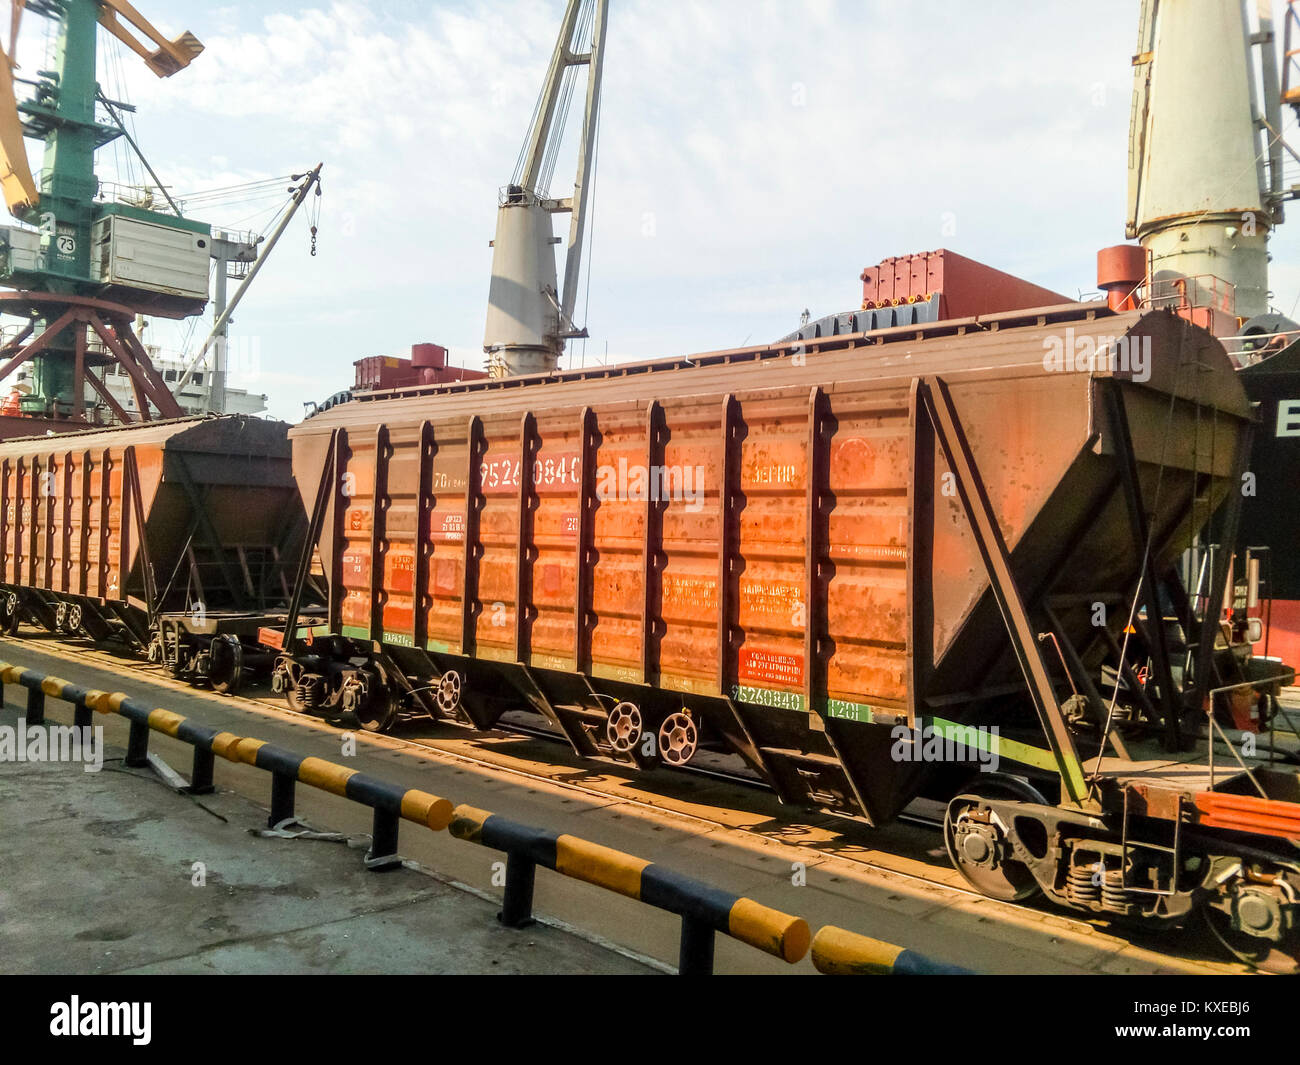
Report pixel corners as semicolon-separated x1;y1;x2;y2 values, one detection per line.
179;176;297;207
536;62;574;196
512;0;597;197
511;84;545;189
538;0;595;197
308;171;321;256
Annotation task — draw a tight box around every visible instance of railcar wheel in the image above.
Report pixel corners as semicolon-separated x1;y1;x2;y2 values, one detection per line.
658;712;698;767
208;635;245;696
435;670;463;716
944;775;1046;902
67;604;82;633
605;702;642;754
2;592;20;635
348;661;399;734
1202;892;1300;975
355;685;400;733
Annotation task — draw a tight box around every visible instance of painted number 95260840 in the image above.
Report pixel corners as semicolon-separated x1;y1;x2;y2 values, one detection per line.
480;455;579;490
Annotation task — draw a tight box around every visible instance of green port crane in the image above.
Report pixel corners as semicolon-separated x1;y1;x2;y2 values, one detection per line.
0;0;206;426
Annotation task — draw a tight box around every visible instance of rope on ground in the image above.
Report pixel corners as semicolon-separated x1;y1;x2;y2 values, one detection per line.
252;816;371;852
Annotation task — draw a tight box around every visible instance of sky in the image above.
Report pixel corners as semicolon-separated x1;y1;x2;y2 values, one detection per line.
13;0;1300;421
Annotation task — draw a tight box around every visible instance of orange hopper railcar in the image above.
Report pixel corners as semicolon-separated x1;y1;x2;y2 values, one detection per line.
0;415;317;693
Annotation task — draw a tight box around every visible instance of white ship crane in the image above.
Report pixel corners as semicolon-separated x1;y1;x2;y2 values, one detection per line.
1127;0;1298;319
483;0;607;377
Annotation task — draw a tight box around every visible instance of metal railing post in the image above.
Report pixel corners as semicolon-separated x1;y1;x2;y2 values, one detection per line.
189;747;215;795
26;685;44;725
500;851;536;928
367;808;401;870
269;773;296;826
124;720;150;767
678;916;716;976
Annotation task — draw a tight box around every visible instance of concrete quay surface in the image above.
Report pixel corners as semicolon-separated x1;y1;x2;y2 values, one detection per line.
0;698;654;975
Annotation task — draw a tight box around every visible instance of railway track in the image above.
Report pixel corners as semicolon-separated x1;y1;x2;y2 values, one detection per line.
498;714;951;831
1;630;1252;974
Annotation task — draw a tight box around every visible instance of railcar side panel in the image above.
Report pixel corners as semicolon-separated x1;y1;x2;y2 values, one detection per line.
588;408;650;685
474;417;525;663
823;395;911;716
423;422;472;654
526;414;584;672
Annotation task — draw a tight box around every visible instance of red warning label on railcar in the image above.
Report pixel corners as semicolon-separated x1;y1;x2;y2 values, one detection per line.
738;648;804;688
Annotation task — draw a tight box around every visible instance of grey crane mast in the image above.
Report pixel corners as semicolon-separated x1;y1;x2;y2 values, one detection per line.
483;0;608;377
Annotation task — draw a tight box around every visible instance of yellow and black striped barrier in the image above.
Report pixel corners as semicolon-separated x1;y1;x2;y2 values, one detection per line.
450;803;810;974
0;662;452;869
811;925;974;975
1;661;973;976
